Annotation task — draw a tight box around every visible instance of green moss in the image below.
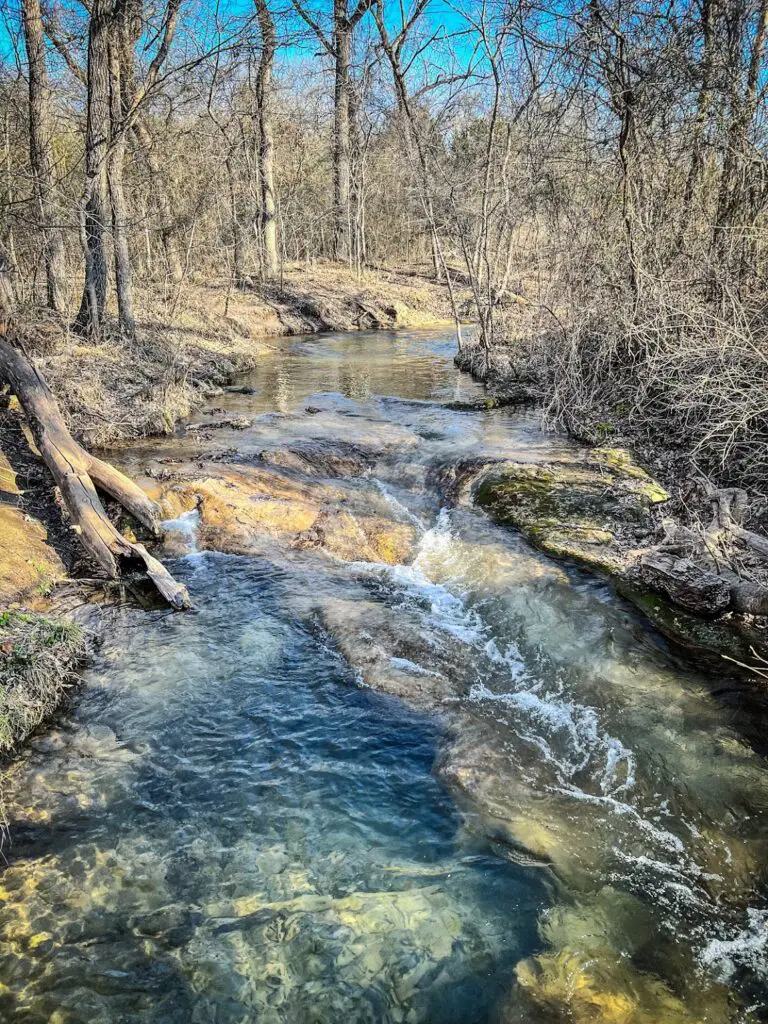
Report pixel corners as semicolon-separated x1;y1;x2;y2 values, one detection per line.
474;448;669;579
474;463;635;575
590;447;669;503
0;612;87;753
617;582;756;665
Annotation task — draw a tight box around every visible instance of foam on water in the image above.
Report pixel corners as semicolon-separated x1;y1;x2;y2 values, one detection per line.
383;510;636;799
700;908;768;981
372;478;427;531
364;505;768;995
466;682;637;798
161;509;201;554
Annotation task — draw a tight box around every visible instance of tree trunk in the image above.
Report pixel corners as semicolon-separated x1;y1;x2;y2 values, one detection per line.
333;9;352;263
21;0;68;314
133;115;183;282
0;240;17;322
108;29;136;338
0;336;190;608
374;8;463;349
348;69;363;271
74;0;112;337
716;0;768;249
255;0;278;280
226;152;250;285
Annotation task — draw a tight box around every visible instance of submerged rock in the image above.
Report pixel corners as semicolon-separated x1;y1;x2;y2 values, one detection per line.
149;461;417;567
258;438;376;478
318;597;457;707
513;947;719;1024
507;888;732;1024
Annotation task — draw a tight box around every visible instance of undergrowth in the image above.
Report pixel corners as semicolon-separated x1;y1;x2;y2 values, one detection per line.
0;611;87;753
474;278;768;518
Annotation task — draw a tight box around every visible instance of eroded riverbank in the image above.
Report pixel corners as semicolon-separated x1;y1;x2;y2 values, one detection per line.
1;328;767;1022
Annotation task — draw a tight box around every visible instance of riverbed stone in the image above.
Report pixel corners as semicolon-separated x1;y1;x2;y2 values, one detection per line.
295;510;415;565
258;438;376;478
509;888;732;1023
319;597;457;706
473;448;668;577
150;462;416;566
514;947;718;1024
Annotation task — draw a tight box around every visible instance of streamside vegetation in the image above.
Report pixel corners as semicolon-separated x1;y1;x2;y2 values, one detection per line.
0;610;86;751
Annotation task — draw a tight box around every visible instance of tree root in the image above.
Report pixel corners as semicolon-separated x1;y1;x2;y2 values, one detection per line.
642;483;768;618
0;336;190;610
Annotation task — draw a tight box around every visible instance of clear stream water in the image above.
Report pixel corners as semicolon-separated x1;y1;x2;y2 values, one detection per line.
1;329;767;1022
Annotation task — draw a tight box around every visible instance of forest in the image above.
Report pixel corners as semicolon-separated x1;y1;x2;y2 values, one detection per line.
1;0;767;489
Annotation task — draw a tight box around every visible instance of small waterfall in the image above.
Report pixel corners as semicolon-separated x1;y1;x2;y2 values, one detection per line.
161;509;201;555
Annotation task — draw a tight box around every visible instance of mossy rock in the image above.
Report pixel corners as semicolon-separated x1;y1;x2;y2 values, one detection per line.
589;448;670;504
474;449;667;576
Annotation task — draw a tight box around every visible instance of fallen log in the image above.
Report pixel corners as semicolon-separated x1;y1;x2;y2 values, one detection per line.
729;580;768;616
708;485;768;559
635;551;732;617
0;336;190;610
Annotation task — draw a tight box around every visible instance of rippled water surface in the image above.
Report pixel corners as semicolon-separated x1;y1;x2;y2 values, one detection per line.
2;329;768;1023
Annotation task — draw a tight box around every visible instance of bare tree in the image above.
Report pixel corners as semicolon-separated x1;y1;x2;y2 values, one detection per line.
73;0;111;339
292;0;372;261
21;0;67;313
373;0;467;345
255;0;278;278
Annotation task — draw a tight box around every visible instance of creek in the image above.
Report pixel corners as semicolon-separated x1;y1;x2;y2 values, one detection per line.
1;329;767;1022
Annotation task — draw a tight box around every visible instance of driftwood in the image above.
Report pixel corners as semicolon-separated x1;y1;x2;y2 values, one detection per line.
0;336;190;609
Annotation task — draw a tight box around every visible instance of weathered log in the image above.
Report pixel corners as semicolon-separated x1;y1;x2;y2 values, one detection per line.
707;484;768;559
635;552;732;617
0;337;190;609
729;580;768;616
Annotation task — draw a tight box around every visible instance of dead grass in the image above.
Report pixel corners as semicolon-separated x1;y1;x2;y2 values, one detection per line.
0;611;87;753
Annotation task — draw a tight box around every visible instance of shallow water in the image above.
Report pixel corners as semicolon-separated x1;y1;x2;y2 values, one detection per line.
2;329;768;1022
